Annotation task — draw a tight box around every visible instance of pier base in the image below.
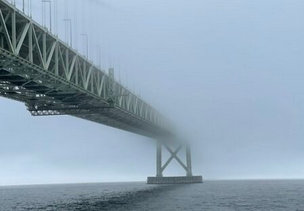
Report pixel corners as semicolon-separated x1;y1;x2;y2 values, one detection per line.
147;176;203;184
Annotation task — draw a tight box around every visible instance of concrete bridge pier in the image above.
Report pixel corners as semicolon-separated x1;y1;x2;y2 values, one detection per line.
147;142;203;184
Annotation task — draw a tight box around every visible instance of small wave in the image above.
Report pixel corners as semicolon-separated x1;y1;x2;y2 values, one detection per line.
35;185;177;211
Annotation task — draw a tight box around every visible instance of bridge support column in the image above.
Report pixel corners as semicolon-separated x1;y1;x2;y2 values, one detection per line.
156;142;163;177
147;142;203;184
186;144;193;177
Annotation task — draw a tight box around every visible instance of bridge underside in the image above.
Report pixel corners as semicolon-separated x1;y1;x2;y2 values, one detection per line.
0;0;173;139
0;51;167;138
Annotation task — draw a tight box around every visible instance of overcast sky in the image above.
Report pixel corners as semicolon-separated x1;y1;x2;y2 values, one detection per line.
1;0;304;185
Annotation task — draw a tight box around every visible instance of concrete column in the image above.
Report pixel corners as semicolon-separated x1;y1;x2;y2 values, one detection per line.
156;142;163;177
186;144;193;177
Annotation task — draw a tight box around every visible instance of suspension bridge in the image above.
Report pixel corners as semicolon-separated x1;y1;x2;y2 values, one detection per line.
0;0;202;184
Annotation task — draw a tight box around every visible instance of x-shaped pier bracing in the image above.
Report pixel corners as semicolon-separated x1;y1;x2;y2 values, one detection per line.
156;142;193;177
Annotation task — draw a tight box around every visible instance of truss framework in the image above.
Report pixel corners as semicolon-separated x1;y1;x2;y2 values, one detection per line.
0;0;174;138
156;142;193;177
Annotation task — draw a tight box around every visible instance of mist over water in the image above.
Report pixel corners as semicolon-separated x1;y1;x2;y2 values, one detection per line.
1;0;304;210
2;0;304;188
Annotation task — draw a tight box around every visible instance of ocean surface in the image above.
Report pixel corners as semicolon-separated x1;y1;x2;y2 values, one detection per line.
1;180;304;211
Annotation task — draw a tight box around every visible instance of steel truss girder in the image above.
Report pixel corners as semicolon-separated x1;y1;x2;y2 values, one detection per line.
0;1;174;138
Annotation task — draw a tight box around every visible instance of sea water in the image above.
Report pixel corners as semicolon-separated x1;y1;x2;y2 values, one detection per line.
1;180;304;211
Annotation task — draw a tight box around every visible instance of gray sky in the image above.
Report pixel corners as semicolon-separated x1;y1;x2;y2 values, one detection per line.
1;0;304;185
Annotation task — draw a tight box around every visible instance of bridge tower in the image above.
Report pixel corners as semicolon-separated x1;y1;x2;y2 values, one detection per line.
147;142;203;184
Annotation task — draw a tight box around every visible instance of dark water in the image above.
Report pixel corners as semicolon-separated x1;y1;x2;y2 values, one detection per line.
1;180;304;211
